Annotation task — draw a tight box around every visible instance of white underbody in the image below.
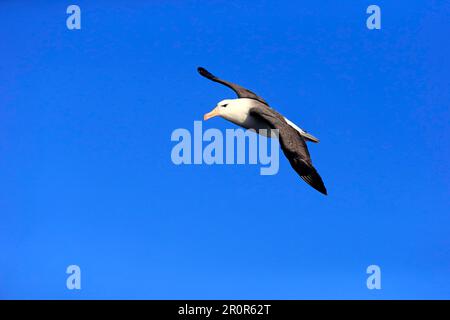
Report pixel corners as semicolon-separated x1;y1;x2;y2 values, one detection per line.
218;98;317;140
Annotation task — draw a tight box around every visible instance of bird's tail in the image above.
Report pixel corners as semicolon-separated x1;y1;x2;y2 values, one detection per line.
300;132;320;143
284;118;320;143
289;158;327;195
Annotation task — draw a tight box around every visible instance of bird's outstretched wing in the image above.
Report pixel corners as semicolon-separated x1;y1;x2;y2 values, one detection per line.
249;106;327;195
197;67;268;105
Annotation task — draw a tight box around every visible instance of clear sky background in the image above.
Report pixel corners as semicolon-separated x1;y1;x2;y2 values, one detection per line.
0;0;449;299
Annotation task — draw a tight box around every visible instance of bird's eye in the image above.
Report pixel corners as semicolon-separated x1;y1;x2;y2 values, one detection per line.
221;104;228;108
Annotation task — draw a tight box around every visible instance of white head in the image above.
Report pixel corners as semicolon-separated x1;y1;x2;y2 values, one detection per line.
203;98;251;122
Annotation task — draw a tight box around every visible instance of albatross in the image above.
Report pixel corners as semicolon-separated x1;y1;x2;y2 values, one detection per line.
198;67;327;195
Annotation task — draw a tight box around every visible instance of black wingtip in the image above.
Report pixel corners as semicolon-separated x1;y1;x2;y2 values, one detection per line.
304;176;327;195
197;66;215;79
296;161;328;196
314;178;327;195
319;186;328;196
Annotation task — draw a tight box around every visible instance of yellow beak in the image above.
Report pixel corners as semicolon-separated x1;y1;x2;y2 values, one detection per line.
203;107;220;121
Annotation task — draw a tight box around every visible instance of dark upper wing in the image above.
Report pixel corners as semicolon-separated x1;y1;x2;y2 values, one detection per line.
249;106;327;195
198;67;268;105
250;106;311;161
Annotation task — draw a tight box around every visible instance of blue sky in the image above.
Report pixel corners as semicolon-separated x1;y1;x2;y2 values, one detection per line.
0;0;449;299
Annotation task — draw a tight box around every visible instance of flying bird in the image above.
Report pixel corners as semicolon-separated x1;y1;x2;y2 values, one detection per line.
198;67;327;195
